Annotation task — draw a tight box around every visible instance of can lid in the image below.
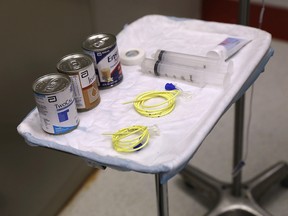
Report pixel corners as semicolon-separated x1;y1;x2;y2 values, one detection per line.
82;33;116;51
33;73;70;94
57;53;93;73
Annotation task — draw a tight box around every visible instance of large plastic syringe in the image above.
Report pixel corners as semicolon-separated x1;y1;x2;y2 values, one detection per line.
154;50;233;74
141;58;231;87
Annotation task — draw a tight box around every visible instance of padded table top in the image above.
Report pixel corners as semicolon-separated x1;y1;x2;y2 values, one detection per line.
17;15;272;183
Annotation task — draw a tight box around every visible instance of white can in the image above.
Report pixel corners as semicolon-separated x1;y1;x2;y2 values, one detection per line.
32;73;79;134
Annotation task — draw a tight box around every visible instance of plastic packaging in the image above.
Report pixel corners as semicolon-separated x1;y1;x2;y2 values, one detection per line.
154;49;233;74
207;37;251;60
141;58;230;87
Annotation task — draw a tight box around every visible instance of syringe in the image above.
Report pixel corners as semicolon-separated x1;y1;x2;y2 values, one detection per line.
154;49;233;75
141;58;230;87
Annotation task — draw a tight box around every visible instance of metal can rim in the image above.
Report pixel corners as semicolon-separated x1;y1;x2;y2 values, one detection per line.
32;73;71;95
56;53;93;73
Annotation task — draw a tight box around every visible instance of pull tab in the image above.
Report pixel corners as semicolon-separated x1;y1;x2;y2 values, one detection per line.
70;60;81;70
93;36;109;48
45;78;60;92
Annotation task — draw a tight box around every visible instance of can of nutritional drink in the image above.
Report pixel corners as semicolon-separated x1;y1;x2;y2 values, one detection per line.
82;33;123;88
56;53;101;111
32;73;79;134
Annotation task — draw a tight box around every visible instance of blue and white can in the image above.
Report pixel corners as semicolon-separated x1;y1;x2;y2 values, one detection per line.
82;33;123;89
32;73;79;134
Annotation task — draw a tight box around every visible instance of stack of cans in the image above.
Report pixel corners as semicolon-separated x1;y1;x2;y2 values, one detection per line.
32;33;123;135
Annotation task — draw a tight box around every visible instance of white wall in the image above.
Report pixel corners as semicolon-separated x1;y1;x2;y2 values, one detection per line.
0;1;94;215
90;0;201;34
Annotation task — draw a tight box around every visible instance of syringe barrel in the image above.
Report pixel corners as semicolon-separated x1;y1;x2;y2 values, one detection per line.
154;50;233;74
141;58;230;87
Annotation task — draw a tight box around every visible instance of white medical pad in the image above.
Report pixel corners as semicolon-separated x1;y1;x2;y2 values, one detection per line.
17;15;272;183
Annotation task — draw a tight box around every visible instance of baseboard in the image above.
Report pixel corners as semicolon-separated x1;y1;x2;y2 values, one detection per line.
202;0;288;41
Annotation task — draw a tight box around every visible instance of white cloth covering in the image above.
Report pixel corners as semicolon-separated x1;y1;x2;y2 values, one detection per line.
17;15;272;183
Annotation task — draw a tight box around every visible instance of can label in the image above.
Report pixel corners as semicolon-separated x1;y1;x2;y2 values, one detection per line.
69;68;99;109
57;53;101;111
86;44;123;88
33;74;79;134
82;33;123;88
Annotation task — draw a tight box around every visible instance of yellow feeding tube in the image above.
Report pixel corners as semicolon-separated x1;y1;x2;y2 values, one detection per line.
124;89;180;118
111;125;150;152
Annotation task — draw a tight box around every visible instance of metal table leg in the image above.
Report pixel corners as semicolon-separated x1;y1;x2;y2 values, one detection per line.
232;95;245;197
155;174;169;216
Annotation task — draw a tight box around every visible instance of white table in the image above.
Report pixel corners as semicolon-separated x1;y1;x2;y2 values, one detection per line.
17;15;273;216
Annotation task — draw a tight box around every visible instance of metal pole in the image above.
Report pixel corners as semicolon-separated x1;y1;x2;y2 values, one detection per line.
155;174;169;216
239;0;250;25
232;0;250;197
232;97;245;196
